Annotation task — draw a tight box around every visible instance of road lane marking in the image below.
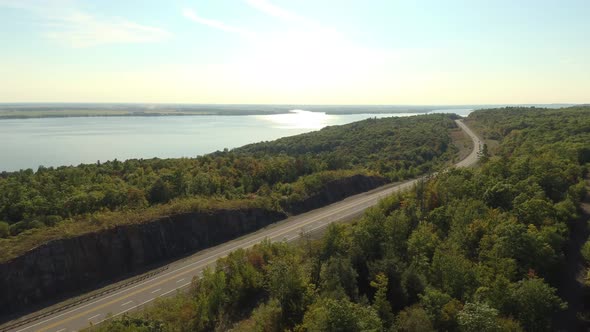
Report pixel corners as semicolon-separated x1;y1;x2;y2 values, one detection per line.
175;278;185;283
87;314;100;321
151;288;161;294
37;258;227;331
93;282;192;327
120;301;133;307
55;329;65;332
177;282;191;289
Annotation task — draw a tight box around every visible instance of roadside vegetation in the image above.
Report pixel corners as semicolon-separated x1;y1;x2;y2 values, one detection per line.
0;114;459;262
94;106;590;331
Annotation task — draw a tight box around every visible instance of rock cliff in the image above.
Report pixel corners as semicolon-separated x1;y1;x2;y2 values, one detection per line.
0;174;386;317
284;175;388;214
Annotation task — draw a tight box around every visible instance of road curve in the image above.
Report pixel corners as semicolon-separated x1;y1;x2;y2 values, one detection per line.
454;119;482;168
3;119;481;332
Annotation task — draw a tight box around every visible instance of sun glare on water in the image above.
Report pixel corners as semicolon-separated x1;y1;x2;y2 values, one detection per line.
258;110;334;129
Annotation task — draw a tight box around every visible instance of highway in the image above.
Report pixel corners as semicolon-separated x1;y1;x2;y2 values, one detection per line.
3;120;481;332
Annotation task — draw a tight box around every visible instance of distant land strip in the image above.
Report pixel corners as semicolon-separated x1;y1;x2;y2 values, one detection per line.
0;103;577;119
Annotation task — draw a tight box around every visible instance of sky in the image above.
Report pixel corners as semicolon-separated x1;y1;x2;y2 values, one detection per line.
0;0;588;105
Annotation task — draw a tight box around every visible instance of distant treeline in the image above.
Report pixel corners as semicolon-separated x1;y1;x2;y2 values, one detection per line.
0;103;577;119
96;106;590;332
0;114;459;262
0;104;436;119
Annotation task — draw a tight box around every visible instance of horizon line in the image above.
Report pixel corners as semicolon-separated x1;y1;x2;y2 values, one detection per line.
0;102;584;107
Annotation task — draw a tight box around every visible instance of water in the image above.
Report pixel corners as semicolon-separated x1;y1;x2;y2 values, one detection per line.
0;110;472;172
427;108;473;116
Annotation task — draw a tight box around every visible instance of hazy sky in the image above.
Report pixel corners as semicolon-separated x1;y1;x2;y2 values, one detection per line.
1;0;588;104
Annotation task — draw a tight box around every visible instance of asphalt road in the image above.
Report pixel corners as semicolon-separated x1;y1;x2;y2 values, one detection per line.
4;119;481;332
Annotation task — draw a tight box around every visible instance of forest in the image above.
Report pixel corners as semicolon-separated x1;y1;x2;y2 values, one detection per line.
0;114;458;262
95;106;590;331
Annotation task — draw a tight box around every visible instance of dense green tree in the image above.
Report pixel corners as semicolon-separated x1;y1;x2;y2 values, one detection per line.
478;143;490;163
99;315;164;332
483;182;514;210
300;298;382;332
0;221;9;238
319;256;358;300
407;221;440;266
318;223;351;262
370;272;394;327
265;256;309;326
394;305;435;332
419;287;461;330
230;299;282;332
457;302;499;332
507;277;566;331
431;248;477;300
217;249;264;310
191;268;229;331
148;178;173;204
582;240;590;263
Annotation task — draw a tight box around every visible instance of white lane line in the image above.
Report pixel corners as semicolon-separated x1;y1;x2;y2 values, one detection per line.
176;278;185;283
151;288;161;294
121;301;133;307
55;329;66;332
177;282;191;289
87;314;101;321
93;283;192;327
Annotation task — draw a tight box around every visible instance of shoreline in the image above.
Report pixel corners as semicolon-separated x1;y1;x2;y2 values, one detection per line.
0;103;573;120
0;110;440;120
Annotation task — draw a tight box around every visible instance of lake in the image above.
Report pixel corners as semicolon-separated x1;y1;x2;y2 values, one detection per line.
0;109;472;172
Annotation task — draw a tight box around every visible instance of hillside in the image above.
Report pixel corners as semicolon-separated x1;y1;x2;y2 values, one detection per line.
0;114;460;265
96;106;590;331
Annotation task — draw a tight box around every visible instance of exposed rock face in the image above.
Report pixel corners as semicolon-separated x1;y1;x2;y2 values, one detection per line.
284;175;388;214
0;174;387;316
0;209;286;316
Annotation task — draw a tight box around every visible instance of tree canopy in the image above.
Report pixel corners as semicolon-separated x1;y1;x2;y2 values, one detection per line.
96;106;590;331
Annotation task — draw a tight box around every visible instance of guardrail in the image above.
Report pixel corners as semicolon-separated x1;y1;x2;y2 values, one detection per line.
0;265;169;332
